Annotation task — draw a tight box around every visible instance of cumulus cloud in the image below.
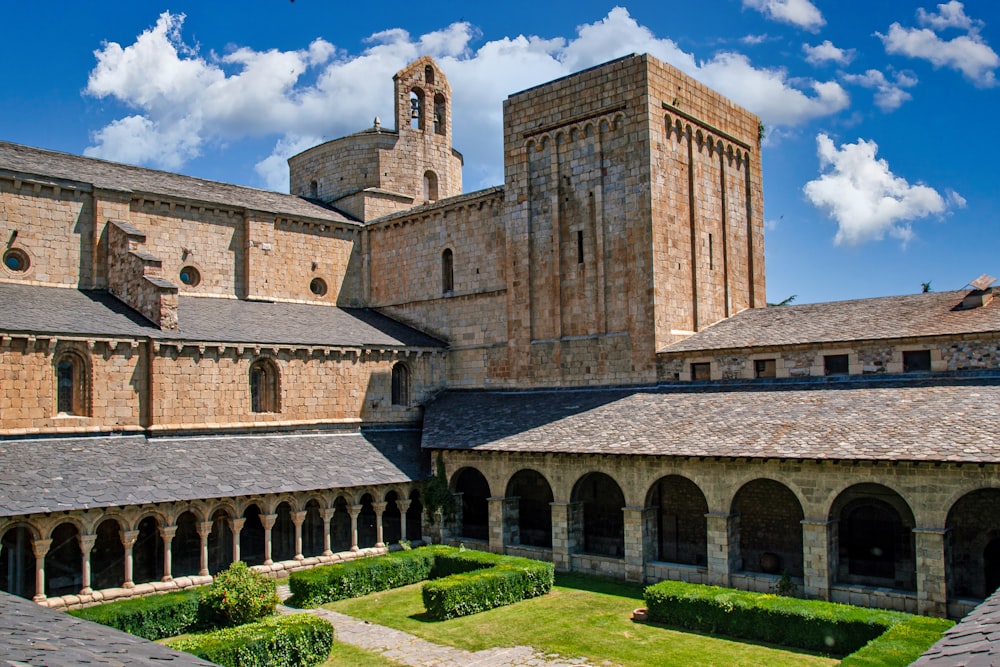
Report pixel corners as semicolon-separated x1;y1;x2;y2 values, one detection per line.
878;2;998;86
84;8;849;191
803;40;855;66
803;134;959;246
743;0;825;32
841;69;918;112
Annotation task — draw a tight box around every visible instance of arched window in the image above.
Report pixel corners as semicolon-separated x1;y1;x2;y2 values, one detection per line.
250;358;280;413
391;363;410;406
309;180;318;198
441;247;453;294
424;64;435;85
55;350;89;416
409;88;425;130
434;93;446;135
424;170;439;202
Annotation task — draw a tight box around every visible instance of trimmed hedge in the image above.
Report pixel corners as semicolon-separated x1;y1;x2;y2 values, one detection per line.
422;555;554;620
287;547;439;607
67;588;204;641
166;613;333;667
841;615;954;667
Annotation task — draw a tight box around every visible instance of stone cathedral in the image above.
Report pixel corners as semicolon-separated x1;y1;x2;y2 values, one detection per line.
2;54;999;623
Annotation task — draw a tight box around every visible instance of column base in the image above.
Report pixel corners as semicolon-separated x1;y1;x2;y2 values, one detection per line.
32;593;47;602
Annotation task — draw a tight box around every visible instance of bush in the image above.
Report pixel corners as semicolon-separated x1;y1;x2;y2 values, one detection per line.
68;588;204;640
167;613;333;667
422;556;554;620
644;580;907;656
841;615;954;666
288;547;438;607
199;561;279;627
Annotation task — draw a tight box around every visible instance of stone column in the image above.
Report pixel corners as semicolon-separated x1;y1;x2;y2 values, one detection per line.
373;502;387;548
397;499;412;543
291;511;306;560
79;534;96;595
261;514;277;566
349;505;362;551
623;506;656;583
487;496;511;554
705;512;740;587
121;530;139;589
321;509;335;556
196;521;212;576
550;501;583;572
230;518;245;564
159;526;177;582
801;519;836;600
31;538;52;602
914;527;949;617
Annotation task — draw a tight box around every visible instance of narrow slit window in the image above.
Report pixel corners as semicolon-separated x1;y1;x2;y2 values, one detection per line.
442;248;454;294
708;234;714;270
577;230;584;264
391;363;410;406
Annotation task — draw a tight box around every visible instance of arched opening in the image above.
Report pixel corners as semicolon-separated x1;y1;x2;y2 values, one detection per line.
424;64;435;84
331;497;352;552
309;180;318;198
732;479;804;576
208;509;233;575
249;358;280;413
831;483;915;590
407;490;423;542
240;505;265;566
409;88;425;130
506;469;553;548
572;472;625;558
424;170;439;202
383;491;402;545
647;475;708;566
391;363;410;406
302;500;324;558
55;350;89;416
433;94;446;135
172;512;200;577
91;519;124;590
453;468;490;541
440;246;453;294
947;488;1000;599
45;523;82;597
1;527;35;598
358;494;377;548
133;516;163;584
272;502;295;562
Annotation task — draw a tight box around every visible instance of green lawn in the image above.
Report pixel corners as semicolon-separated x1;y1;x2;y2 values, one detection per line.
326;573;840;667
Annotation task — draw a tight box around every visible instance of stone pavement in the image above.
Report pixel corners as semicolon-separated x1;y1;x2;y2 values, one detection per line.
276;584;595;667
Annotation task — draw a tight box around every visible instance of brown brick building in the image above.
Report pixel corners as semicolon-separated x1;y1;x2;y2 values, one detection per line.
1;54;998;621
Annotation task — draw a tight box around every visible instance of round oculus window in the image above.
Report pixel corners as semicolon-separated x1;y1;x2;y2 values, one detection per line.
3;248;29;273
179;266;201;286
309;277;327;296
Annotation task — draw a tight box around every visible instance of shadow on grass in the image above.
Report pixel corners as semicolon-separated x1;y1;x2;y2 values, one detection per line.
407;610;440;623
554;571;645;599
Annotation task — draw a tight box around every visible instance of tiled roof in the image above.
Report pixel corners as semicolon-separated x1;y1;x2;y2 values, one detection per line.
0;140;357;224
912;588;1000;665
0;283;445;348
0;590;218;666
0;430;427;517
421;375;1000;463
661;290;1000;353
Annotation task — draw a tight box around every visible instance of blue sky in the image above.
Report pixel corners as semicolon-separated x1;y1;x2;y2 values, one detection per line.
1;1;997;304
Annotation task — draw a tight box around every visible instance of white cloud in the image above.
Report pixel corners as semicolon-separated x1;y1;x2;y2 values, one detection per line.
878;3;998;86
841;69;918;112
803;134;958;246
803;40;855;66
84;8;850;191
741;34;771;45
743;0;825;32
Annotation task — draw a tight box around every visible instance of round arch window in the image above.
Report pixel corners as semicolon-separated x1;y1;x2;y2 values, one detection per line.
3;248;29;273
309;277;327;296
179;266;201;287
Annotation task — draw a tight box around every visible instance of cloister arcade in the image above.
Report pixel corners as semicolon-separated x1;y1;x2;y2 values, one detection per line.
0;485;423;607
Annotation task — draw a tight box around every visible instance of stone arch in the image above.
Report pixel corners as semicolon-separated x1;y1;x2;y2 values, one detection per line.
830;483;916;590
272;501;295;561
133;515;164;584
424;170;439;202
452;467;490;541
240;504;265;566
424;64;435;85
91;518;124;590
302;499;324;558
646;475;708;566
947;488;1000;599
45;521;82;597
357;493;378;548
331;495;352;552
172;511;200;577
406;489;423;542
1;525;35;598
383;490;402;546
54;346;91;416
249;357;280;413
572;472;625;558
433;93;446;135
732;479;804;577
207;508;233;575
392;362;411;406
409;87;425;130
505;469;553;548
440;246;453;294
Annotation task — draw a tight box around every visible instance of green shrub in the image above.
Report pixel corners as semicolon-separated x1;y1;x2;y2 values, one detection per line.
841;615;954;666
199;561;279;627
68;588;204;640
287;547;438;607
422;556;554;620
644;580;907;656
167;613;333;667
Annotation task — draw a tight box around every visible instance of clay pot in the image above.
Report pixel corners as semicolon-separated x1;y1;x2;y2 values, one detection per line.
760;552;781;574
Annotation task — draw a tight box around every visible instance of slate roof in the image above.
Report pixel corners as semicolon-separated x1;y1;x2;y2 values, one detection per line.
912;588;1000;666
661;290;1000;353
0;430;427;517
0;282;445;348
0;590;217;666
0;140;356;224
422;375;1000;463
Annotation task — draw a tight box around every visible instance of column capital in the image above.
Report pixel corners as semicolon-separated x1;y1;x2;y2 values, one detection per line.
78;534;97;552
372;502;388;514
196;521;213;538
260;513;277;530
396;499;412;512
159;526;178;540
31;538;53;559
291;511;307;526
230;517;246;532
121;530;139;548
349;504;363;518
321;508;337;522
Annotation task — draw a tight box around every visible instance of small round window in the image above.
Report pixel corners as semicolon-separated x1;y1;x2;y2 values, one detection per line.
309;277;327;296
179;266;201;286
3;248;29;273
